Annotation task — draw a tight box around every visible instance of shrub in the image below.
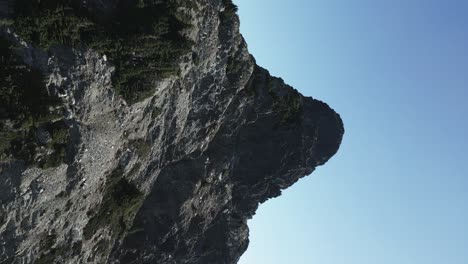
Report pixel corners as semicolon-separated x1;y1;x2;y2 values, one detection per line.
12;0;193;104
221;0;238;18
0;36;68;165
36;231;66;264
130;139;151;158
272;88;303;126
83;167;144;240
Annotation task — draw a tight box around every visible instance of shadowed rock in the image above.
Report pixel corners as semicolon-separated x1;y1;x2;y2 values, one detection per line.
0;0;343;263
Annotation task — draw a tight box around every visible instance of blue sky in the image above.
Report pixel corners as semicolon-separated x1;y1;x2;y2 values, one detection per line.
235;1;468;263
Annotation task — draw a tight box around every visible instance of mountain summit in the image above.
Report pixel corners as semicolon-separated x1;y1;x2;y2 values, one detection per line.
0;1;343;263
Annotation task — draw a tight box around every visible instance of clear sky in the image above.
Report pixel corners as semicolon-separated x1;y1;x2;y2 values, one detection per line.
235;1;468;263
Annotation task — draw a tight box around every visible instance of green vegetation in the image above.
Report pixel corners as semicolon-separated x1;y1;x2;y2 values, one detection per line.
151;107;162;118
273;91;302;126
0;38;60;122
276;90;302;125
39;121;70;169
0;18;14;26
0;36;68;166
221;0;238;19
181;1;200;12
13;5;94;49
36;232;82;263
130;138;151;158
83;167;144;240
128;162;142;177
36;232;66;264
12;0;193;104
267;76;303;126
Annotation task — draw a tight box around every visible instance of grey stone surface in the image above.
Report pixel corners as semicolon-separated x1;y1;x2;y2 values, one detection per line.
0;1;344;263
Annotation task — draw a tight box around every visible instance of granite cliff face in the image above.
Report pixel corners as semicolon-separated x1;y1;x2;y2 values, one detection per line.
0;0;344;263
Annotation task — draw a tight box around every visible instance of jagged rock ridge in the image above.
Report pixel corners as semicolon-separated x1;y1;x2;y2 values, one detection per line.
0;0;344;263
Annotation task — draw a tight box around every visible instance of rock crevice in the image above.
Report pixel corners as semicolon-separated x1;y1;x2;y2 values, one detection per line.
0;0;343;263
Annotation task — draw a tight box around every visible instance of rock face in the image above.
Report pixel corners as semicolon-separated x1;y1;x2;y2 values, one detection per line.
0;0;344;263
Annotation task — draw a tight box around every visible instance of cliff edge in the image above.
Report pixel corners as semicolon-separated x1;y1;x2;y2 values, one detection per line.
0;1;344;263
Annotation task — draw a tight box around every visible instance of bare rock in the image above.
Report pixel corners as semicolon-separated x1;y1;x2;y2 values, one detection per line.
0;0;344;263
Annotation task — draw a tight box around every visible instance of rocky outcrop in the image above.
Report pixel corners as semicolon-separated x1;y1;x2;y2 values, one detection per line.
0;0;344;263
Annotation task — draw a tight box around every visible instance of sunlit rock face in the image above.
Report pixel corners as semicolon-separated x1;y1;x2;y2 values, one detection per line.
0;0;343;263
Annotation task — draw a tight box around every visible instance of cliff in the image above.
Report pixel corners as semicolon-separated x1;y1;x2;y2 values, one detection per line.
0;1;344;263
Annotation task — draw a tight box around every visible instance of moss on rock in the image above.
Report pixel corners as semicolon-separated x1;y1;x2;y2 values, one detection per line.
0;36;68;166
11;0;193;104
83;167;144;241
